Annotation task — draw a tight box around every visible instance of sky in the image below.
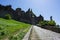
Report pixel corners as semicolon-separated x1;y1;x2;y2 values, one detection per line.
0;0;60;25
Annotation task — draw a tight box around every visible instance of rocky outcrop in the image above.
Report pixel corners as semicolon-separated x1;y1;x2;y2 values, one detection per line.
0;4;44;25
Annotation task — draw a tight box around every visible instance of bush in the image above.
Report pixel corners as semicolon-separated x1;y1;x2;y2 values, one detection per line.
48;20;56;26
39;20;56;26
5;14;11;19
39;21;48;26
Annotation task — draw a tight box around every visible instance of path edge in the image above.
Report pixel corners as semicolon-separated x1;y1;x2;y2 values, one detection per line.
22;26;32;40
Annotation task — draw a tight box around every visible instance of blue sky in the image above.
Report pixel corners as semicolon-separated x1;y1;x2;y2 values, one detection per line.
0;0;60;25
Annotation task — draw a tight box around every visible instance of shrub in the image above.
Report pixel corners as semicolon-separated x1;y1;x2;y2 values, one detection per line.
39;21;48;26
48;20;56;26
39;20;56;26
5;14;11;19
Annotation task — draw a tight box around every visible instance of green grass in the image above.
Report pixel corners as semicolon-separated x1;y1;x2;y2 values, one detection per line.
0;18;31;40
9;27;30;40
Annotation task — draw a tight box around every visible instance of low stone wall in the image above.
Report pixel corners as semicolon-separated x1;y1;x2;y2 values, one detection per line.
39;26;60;33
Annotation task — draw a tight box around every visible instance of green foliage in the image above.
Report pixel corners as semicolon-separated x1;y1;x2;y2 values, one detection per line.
9;36;17;40
48;20;56;26
39;21;48;26
5;14;11;19
39;20;56;26
0;27;2;30
0;31;5;36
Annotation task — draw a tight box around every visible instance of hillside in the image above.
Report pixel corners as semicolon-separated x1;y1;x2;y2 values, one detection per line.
0;18;31;40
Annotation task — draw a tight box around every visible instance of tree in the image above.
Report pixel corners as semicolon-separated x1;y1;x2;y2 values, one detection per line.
49;16;56;26
50;16;53;21
56;25;60;28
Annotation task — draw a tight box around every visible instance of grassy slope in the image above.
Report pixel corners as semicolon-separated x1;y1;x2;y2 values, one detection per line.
0;18;30;39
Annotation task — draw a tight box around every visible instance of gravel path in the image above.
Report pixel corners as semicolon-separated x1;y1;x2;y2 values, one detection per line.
33;25;60;40
30;27;40;40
